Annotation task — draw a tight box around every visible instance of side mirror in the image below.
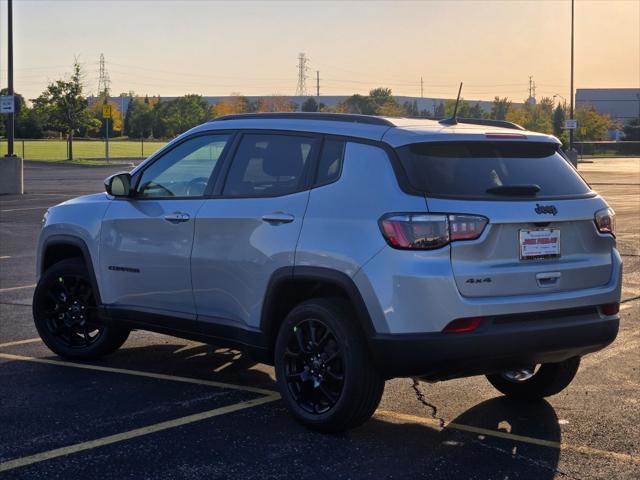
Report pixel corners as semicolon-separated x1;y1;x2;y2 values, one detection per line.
104;173;132;197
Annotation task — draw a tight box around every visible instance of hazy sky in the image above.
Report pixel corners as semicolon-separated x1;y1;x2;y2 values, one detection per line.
1;0;638;102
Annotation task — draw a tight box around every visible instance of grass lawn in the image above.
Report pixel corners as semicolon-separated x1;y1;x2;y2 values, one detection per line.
0;139;166;161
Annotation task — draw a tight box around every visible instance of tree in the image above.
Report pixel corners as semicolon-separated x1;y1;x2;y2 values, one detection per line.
212;94;252;117
444;99;473;117
125;96;154;138
32;61;98;160
369;88;394;108
377;100;404;117
335;94;377;115
506;106;528;127
402;100;419;117
468;102;485;119
491;97;511;120
552;103;566;137
574;106;612;141
0;89;41;138
255;96;297;113
434;102;445;118
153;94;212;138
622;118;640;141
301;97;319;112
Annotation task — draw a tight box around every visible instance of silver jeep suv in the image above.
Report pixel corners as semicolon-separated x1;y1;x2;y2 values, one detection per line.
34;113;621;432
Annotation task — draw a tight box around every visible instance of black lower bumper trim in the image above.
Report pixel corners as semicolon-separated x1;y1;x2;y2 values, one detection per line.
369;313;619;380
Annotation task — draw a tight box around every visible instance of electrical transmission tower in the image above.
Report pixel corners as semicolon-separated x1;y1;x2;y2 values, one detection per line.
295;53;309;96
97;53;111;96
527;75;536;105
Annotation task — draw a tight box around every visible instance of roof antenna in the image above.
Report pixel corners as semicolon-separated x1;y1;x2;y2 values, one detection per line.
440;82;463;126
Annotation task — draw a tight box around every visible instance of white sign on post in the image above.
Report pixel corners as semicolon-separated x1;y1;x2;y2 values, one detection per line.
564;119;578;129
0;96;15;114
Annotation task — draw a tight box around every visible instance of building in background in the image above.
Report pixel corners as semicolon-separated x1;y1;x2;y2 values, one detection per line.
576;88;640;139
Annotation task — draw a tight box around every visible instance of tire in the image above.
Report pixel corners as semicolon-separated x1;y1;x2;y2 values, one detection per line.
33;258;130;359
486;357;581;400
274;298;385;433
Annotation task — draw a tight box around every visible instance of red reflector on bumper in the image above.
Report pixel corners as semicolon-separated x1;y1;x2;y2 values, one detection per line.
601;303;619;316
443;317;483;333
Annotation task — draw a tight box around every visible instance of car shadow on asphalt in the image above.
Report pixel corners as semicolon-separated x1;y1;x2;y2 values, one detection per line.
102;341;278;390
355;397;561;478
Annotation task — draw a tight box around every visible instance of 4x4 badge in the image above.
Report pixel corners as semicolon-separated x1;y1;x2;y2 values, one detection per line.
535;204;558;215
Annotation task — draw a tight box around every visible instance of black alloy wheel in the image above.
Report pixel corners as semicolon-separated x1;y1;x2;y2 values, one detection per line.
33;259;130;359
283;318;345;414
36;272;103;348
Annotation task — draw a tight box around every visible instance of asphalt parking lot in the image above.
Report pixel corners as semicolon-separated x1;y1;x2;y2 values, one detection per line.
1;159;639;479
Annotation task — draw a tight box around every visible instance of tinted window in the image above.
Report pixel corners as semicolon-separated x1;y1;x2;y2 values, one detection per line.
396;141;591;198
223;134;316;196
137;134;230;198
316;139;345;185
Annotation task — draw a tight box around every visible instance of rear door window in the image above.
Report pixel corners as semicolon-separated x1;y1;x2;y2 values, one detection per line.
223;133;317;197
395;141;591;199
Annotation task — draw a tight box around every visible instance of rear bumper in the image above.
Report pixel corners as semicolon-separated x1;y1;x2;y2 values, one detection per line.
368;307;619;380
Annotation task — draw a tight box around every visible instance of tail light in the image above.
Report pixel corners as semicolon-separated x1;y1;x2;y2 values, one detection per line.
595;208;615;236
379;213;487;250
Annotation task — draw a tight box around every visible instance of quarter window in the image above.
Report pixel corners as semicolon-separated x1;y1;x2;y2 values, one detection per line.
315;139;345;185
223;134;316;197
137;134;231;198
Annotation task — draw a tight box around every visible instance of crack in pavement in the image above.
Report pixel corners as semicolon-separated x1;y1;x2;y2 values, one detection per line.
410;378;446;429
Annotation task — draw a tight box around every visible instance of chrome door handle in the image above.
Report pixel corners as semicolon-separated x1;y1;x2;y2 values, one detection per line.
261;213;294;224
163;212;190;223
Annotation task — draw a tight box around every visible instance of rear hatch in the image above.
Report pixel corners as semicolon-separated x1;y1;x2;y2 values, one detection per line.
396;140;614;298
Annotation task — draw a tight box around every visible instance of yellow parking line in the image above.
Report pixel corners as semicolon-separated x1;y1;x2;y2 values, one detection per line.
375;410;639;465
0;352;277;396
0;338;41;349
0;394;280;473
0;284;36;293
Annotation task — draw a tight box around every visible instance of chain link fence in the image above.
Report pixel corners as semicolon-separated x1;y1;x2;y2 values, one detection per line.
0;138;166;161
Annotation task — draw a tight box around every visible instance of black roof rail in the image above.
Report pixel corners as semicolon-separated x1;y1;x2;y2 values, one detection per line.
212;112;395;127
453;117;526;131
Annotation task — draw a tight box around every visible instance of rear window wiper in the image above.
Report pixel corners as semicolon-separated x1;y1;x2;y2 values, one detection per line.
486;184;541;196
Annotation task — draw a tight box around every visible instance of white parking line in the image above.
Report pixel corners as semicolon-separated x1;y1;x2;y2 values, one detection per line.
1;206;49;212
0;256;11;260
0;338;41;349
0;394;279;473
0;284;36;293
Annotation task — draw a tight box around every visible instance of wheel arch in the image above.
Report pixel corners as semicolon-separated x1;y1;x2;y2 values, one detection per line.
40;235;102;305
260;266;376;362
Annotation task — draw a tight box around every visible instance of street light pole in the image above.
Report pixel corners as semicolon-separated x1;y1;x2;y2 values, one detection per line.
0;0;23;195
569;0;575;152
7;0;15;157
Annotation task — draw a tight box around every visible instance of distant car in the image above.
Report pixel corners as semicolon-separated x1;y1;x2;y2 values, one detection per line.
34;113;621;432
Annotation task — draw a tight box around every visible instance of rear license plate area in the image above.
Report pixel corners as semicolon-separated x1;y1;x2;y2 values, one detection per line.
519;228;560;260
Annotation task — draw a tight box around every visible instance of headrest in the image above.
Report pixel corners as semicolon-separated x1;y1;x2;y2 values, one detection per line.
261;138;304;177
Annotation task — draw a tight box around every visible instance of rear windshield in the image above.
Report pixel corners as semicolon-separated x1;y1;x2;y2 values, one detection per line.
396;141;592;199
